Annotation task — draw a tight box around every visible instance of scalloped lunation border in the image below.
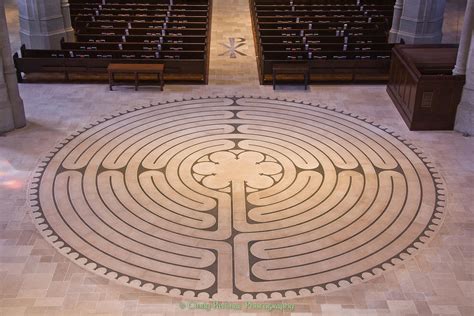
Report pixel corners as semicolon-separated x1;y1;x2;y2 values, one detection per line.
27;96;447;302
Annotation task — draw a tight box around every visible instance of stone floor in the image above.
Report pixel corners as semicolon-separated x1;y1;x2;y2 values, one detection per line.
29;95;447;302
1;0;474;315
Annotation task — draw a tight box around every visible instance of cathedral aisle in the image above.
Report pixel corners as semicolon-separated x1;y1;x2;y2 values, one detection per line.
208;0;259;85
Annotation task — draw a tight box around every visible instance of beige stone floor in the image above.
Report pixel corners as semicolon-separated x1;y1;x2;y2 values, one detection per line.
1;0;474;315
28;95;446;302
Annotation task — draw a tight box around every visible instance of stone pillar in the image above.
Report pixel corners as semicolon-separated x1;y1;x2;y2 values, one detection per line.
397;0;446;44
17;0;74;49
389;0;404;43
0;2;26;133
453;0;473;76
60;0;75;42
454;1;474;135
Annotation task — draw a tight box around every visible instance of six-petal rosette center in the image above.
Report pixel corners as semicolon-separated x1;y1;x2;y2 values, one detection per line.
192;151;283;190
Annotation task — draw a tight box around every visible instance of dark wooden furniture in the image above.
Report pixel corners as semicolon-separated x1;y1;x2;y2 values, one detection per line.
249;0;395;85
272;63;309;90
387;44;465;130
107;63;164;91
13;0;212;84
13;45;205;83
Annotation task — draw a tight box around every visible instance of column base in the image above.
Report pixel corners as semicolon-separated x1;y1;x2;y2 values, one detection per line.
388;30;400;43
0;107;15;133
397;0;446;45
454;88;474;136
397;31;443;44
20;29;70;50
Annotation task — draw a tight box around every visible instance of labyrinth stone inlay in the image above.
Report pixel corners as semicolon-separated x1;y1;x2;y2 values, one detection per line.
29;97;446;301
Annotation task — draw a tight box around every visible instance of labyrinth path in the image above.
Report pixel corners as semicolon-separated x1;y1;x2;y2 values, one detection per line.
29;97;445;300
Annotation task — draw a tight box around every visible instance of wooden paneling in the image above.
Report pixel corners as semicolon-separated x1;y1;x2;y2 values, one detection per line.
387;45;465;130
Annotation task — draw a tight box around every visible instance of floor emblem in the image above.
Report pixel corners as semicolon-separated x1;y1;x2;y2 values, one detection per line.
29;97;446;300
219;38;247;58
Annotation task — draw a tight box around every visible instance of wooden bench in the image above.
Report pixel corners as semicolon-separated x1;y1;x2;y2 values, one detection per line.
272;63;310;90
250;0;394;84
14;0;211;84
107;63;164;91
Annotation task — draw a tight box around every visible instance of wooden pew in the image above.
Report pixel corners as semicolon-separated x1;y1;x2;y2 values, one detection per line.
14;0;212;84
250;0;395;84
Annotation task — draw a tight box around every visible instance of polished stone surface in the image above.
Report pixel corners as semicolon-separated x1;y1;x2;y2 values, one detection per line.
1;86;473;316
29;97;445;301
1;0;473;315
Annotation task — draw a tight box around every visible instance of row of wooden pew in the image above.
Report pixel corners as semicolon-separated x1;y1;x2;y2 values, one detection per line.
250;0;396;83
13;0;212;83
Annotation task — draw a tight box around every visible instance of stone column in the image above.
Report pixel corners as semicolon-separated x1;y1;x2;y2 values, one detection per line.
0;1;26;133
389;0;404;43
454;1;474;135
453;0;473;76
397;0;447;44
17;0;74;49
60;0;75;42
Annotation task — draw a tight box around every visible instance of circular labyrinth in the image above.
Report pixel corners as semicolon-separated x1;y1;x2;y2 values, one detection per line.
29;97;446;301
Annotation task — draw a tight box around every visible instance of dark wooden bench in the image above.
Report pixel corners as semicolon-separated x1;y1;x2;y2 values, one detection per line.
13;0;211;84
272;63;310;90
13;49;207;83
250;0;395;84
107;63;164;91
